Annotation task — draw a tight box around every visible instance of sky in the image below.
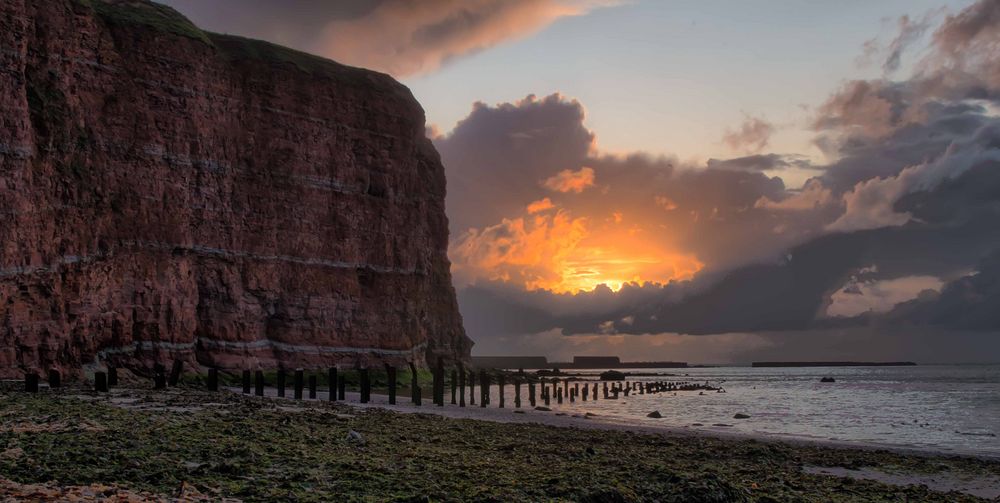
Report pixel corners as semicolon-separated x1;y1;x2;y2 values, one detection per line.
160;0;1000;364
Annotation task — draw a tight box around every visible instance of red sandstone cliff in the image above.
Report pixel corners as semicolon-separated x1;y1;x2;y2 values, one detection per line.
0;0;472;378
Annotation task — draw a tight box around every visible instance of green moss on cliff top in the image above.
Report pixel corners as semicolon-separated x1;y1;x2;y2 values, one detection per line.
77;0;212;45
74;0;392;87
209;33;393;89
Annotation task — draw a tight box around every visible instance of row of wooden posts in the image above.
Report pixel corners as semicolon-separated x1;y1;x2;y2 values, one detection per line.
21;360;186;393
21;359;690;410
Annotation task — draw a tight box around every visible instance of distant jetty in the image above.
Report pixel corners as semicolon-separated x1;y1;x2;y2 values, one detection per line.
471;355;687;369
752;361;917;368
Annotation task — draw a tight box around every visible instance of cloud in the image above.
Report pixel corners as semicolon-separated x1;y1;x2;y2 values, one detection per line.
542;166;595;193
435;0;1000;360
722;115;775;153
882;14;934;73
812;80;911;141
886;250;1000;330
825;275;944;317
159;0;616;76
449;209;589;290
755;178;836;212
706;154;808;172
435;94;594;235
827;123;1000;232
927;0;1000;93
437;94;819;295
653;196;678;211
860;12;938;74
526;198;555;213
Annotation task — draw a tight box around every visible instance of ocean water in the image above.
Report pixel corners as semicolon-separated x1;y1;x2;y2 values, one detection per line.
488;365;1000;458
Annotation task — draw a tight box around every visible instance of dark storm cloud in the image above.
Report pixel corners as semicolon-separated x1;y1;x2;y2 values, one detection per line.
705;154;811;173
434;94;594;235
886;250;1000;330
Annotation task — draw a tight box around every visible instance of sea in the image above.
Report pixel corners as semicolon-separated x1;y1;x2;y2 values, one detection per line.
503;364;1000;458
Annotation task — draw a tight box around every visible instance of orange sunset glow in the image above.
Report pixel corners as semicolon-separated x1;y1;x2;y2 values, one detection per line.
449;205;703;293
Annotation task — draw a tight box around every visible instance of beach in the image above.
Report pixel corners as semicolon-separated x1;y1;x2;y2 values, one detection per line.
2;383;998;502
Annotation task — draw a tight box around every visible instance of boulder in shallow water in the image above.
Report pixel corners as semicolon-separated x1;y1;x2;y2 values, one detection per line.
820;377;836;383
647;411;662;418
599;370;627;381
733;413;750;419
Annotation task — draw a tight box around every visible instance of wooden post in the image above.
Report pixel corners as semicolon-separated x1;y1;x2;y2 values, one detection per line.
47;369;61;389
276;370;286;398
514;378;522;408
359;368;370;403
603;382;609;399
557;387;563;404
498;374;505;408
458;364;466;407
338;375;346;400
154;364;167;390
438;358;446;406
168;359;183;387
327;368;336;402
255;370;265;396
583;383;588;401
450;369;457;405
294;369;304;399
94;371;107;392
543;386;551;406
639;382;645;395
468;370;476;405
207;368;218;391
410;363;419;405
528;382;536;407
308;375;317;399
242;370;251;394
108;366;118;387
386;365;397;405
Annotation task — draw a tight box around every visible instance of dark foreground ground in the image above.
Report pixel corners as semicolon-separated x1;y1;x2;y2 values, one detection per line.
0;385;998;502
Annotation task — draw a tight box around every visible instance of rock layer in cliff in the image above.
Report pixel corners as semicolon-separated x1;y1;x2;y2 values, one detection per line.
0;0;472;378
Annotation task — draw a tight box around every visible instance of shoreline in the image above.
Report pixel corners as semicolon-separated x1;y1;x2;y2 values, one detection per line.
228;386;1000;462
2;386;999;501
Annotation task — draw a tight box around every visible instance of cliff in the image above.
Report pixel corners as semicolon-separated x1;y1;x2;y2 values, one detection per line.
0;0;472;378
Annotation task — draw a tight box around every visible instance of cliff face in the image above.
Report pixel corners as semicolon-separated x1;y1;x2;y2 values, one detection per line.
0;0;472;378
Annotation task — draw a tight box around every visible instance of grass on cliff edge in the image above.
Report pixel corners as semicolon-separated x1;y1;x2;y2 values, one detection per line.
74;0;212;45
1;388;998;502
72;0;383;84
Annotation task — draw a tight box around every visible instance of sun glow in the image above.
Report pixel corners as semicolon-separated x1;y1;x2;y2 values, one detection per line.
450;208;704;294
542;246;703;293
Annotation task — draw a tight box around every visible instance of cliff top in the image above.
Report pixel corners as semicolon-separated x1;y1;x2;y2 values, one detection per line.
77;0;394;86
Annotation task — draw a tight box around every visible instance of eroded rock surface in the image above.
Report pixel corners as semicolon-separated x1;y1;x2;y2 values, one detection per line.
0;0;471;378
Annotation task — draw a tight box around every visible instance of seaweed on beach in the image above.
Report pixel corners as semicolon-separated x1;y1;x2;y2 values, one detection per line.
0;388;996;502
